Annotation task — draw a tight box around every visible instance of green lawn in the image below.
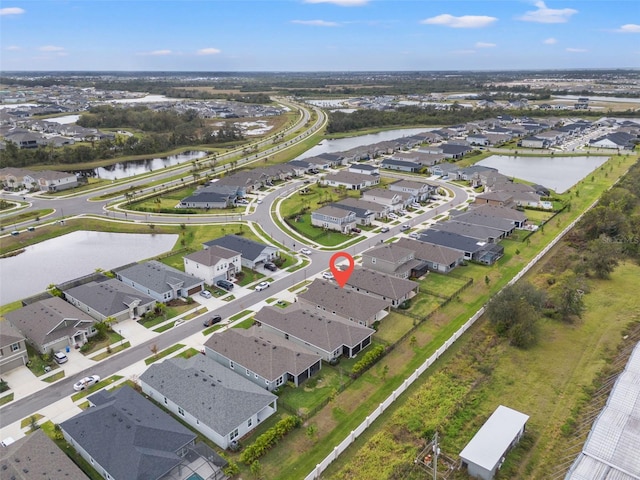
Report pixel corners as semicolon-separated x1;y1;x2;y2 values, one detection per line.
278;366;350;417
419;272;471;298
230;309;254;322
236;267;265;286
144;344;185;365
0;393;14;406
233;317;255;329
405;293;444;319
374;312;416;344
285;213;353;246
91;341;131;361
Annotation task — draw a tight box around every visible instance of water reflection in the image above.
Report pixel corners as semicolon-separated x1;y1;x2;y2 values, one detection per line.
0;231;178;305
75;150;208;180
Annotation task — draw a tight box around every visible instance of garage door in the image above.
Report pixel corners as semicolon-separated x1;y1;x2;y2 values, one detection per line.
0;356;27;375
187;285;202;296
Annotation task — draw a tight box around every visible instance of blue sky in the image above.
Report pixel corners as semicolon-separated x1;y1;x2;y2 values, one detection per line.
1;0;638;71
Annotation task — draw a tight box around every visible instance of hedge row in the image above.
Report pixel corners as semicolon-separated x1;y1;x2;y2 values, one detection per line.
352;344;386;377
239;415;302;465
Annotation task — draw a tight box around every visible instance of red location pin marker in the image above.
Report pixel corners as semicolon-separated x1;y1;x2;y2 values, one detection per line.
329;252;355;288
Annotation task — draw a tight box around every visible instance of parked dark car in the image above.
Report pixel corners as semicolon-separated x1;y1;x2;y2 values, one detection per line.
351;227;362;234
216;279;234;290
203;315;222;327
264;262;278;272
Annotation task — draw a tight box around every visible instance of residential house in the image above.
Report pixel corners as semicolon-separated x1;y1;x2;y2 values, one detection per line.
589;131;636;150
303;156;331;170
297;279;391;327
204;326;322;391
430;220;505;243
0;320;29;374
388;151;442;167
322;171;379;190
64;277;155;323
447;211;516;237
3;130;46;149
35;170;78;192
348;164;379;175
344;268;419;307
331;196;388;220
470;204;528;228
520;136;549;149
466;134;490;146
311;205;357;233
115;260;204;303
330;199;375;225
0;430;88;480
420;143;473;159
179;184;239;209
0;167;37;190
380;158;423;173
4;297;97;354
395;237;464;274
254;304;375;362
418;230;504;265
316;152;345;167
61;386;201;480
388;179;434;202
140;355;278;450
460;406;529;480
474;191;515;207
429;162;461;178
203;235;278;269
361;188;403;211
362;243;424;279
184;245;242;285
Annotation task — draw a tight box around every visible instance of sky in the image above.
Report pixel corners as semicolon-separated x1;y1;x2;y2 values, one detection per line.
0;0;638;72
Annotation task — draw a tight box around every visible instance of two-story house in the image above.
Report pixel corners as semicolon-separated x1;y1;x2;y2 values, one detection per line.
184;245;242;285
311;205;357;233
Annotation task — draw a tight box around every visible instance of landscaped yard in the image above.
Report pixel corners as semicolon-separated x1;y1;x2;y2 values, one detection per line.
138;301;196;329
236;267;265;286
279;366;349;417
79;330;124;355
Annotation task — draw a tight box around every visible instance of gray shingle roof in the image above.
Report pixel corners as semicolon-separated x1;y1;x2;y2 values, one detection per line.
140;355;277;436
395;237;464;266
363;243;415;264
430;220;504;241
471;204;527;223
61;386;196;480
4;297;95;347
204;235;274;262
204;326;321;382
418;230;487;253
64;278;155;318
345;268;418;301
184;244;240;267
0;429;89;480
117;260;202;295
298;279;390;323
314;205;355;218
254;304;374;352
0;319;25;347
449;211;516;233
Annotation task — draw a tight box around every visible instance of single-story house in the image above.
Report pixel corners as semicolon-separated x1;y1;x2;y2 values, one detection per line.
418;230;504;265
184;244;242;285
64;277;155;323
430;220;505;243
254;304;375;362
297;279;390;327
589;131;636;150
450;211;516;236
361;243;422;279
460;405;529;480
140;355;278;449
204;326;322;391
0;429;89;480
344;268;419;307
348;164;379;175
179;184;239;209
311;205;357;233
4;297;97;354
61;386;199;480
471;204;528;228
380;158;423;173
316;152;345;167
203;235;278;269
395;237;464;274
115;260;204;303
474;191;515;208
520;136;549;149
322;171;379;190
429;162;461;178
0;320;29;374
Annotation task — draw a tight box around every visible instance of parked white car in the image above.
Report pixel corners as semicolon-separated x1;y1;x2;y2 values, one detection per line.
300;248;312;255
73;375;100;391
388;213;398;220
322;271;334;280
255;281;270;291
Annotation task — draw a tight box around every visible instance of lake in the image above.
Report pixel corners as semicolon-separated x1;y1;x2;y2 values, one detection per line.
0;231;178;306
75;150;208;180
477;155;610;193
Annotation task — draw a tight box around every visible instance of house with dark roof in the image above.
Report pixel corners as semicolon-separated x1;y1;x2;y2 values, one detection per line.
430;220;505;243
64;277;155;323
184;244;242;285
361;243;423;279
348;164;379;175
254;304;374;361
331;197;379;224
589;131;636;150
61;386;201;480
316;152;345;166
448;211;516;236
344;268;419;307
380;158;423;173
0;430;88;480
179;184;239;209
395;237;464;274
4;297;97;354
115;260;204;303
204;326;322;391
203;235;278;269
470;204;528;228
520;136;549;149
140;355;277;449
0;320;29;374
418;230;504;265
474;191;515;208
311;205;357;233
297;279;390;327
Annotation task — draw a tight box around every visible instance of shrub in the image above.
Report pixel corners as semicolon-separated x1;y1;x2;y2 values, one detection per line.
239;415;301;464
351;344;386;377
0;379;9;393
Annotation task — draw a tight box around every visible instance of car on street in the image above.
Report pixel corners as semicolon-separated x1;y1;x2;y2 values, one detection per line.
300;248;312;255
203;315;222;327
199;290;212;299
255;281;270;291
380;226;390;233
54;351;68;364
303;180;311;184
256;199;263;204
409;232;420;239
400;224;410;231
264;262;278;272
322;271;334;280
73;375;100;391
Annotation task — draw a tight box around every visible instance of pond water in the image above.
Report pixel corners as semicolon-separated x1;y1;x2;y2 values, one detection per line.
297;127;435;159
74;150;208;180
477;155;610;193
0;231;178;305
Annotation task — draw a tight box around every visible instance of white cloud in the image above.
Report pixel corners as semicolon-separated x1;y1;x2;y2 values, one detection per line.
197;48;221;55
5;45;21;51
475;42;496;48
291;19;340;27
304;0;369;5
150;50;172;56
519;1;577;23
543;37;557;44
616;24;640;33
421;14;497;28
566;47;587;52
0;7;25;16
39;45;65;52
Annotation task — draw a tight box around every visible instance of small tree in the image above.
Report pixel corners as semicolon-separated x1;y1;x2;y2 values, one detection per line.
29;415;40;432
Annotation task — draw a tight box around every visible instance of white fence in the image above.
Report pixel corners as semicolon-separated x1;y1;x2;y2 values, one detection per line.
304;198;599;480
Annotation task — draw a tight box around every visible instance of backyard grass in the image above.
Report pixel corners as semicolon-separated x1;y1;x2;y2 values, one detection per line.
0;393;14;406
144;344;185;365
374;312;416;345
405;293;444;319
419;272;471;298
70;375;124;401
279;366;350;417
